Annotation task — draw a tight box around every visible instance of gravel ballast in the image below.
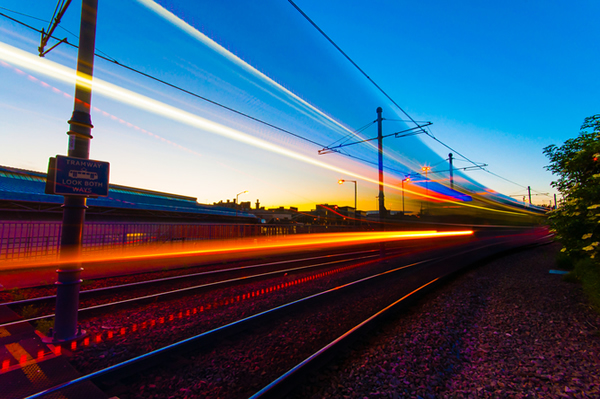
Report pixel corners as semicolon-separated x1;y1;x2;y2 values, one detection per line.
293;243;600;398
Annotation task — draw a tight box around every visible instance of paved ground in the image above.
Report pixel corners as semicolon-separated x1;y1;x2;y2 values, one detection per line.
294;243;600;398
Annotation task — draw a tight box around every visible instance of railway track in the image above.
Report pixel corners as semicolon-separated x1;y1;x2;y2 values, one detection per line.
1;247;396;328
19;233;550;399
1;236;465;329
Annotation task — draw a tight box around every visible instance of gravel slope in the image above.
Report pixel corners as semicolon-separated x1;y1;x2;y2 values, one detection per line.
293;243;600;398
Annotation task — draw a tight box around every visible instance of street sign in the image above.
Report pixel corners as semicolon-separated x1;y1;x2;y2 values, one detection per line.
45;155;110;197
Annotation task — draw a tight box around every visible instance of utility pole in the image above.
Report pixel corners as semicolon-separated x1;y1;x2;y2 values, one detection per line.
528;186;532;206
448;153;454;189
377;107;385;221
318;107;431;257
377;107;386;258
554;193;557;209
52;0;98;342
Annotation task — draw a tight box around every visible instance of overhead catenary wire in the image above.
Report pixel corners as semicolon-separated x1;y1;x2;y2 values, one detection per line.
423;126;485;171
1;10;420;181
39;0;71;56
0;10;328;149
288;0;428;136
287;1;548;193
1;8;541;195
329;120;376;148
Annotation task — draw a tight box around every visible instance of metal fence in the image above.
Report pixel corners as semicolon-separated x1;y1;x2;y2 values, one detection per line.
0;221;353;261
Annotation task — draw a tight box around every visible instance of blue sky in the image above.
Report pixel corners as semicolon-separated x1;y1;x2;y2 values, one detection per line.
0;0;597;211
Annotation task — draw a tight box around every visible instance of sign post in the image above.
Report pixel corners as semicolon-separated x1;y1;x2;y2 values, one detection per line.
48;0;100;343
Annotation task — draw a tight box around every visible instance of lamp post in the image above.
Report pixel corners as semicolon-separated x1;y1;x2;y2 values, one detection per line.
421;166;431;193
401;177;410;216
421;166;430;215
235;190;248;217
338;179;357;225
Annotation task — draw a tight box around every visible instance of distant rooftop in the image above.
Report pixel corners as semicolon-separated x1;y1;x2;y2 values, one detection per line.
0;165;256;221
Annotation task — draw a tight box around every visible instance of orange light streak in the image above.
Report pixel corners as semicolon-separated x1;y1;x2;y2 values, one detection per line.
0;230;473;274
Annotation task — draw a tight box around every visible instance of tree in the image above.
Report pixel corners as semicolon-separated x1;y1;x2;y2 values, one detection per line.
543;114;600;260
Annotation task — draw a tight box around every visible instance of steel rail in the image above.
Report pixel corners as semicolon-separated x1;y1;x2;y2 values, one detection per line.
1;248;382;308
23;254;437;399
250;240;555;398
250;277;441;399
0;252;380;329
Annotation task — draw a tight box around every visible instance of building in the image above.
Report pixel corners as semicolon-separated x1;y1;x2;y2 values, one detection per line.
0;165;257;223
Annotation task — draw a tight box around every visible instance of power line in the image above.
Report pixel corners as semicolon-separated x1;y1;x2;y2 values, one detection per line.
2;8;416;179
2;8;538;194
0;6;48;23
329;120;376;148
0;10;327;149
1;10;417;179
422;127;485;171
287;0;547;193
288;0;429;134
482;169;528;190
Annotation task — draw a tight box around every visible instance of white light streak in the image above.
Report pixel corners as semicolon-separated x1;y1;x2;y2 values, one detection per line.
0;41;527;216
135;0;361;138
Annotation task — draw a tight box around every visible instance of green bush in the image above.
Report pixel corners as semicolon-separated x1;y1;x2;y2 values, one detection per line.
8;288;27;302
572;258;600;312
20;304;41;319
545;114;600;312
556;251;576;270
34;318;54;335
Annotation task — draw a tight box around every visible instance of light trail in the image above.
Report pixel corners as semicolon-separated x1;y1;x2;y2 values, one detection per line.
136;0;419;172
0;59;205;158
136;0;359;140
0;41;533;216
0;230;474;271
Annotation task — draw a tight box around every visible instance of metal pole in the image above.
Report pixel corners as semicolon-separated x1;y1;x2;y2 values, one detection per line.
554;193;557;209
376;107;385;257
353;180;357;226
377;107;385;221
53;0;98;342
235;191;247;217
528;186;532;205
402;179;405;216
449;153;454;189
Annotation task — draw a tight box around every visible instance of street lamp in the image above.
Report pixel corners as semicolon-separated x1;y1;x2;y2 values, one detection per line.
235;190;248;217
421;166;431;215
421;166;431;192
401;177;410;216
338;179;357;225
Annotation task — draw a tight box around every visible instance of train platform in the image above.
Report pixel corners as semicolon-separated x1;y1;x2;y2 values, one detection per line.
0;306;107;399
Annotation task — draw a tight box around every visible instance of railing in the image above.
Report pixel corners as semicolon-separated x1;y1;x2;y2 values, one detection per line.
0;221;358;261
